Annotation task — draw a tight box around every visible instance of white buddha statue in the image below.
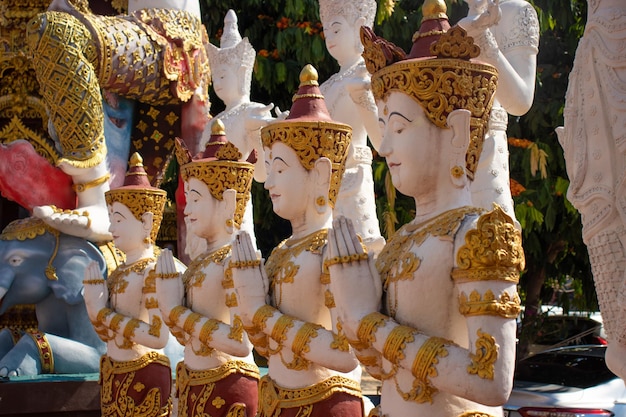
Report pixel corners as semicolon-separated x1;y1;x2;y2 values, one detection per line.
82;152;177;417
318;0;385;253
326;26;524;417
155;121;259;417
457;0;539;220
229;66;365;417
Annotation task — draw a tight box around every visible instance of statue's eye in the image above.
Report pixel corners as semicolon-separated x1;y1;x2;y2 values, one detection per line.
9;255;24;267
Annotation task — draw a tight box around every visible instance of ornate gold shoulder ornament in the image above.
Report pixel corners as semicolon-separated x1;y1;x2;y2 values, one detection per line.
452;205;525;283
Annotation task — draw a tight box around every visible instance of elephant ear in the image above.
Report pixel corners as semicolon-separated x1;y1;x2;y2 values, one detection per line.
48;236;107;305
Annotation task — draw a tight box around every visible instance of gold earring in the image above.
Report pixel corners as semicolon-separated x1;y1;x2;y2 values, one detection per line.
316;196;327;207
451;165;465;179
144;237;151;244
225;218;234;228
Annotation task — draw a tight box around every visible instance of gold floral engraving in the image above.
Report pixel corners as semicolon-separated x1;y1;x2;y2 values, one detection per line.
107;258;155;295
453;206;525;283
459;290;521;318
228;315;244;343
331;320;351;352
266;229;328;308
148;315;161;337
261;122;351;207
468;329;498;380
182;245;231;289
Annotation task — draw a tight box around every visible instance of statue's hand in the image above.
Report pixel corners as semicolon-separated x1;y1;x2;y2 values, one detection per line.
458;0;501;35
83;261;108;321
33;204;113;242
231;231;267;325
245;103;275;132
273;106;289;121
327;217;380;337
155;249;184;314
345;77;375;109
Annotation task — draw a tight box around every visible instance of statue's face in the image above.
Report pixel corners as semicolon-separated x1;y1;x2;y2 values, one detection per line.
322;14;361;64
264;142;312;221
108;202;146;254
377;91;442;198
184;177;220;239
212;64;241;103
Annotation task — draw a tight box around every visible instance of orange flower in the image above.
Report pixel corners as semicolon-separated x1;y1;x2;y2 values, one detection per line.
508;137;534;149
258;49;270;58
271;49;279;60
510;178;526;197
276;17;290;29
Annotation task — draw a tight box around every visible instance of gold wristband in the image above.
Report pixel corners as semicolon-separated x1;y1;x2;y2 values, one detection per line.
167;305;187;328
156;272;180;279
123;318;141;340
270;315;295;348
183;312;202;335
411;336;449;381
97;307;113;325
72;173;110;192
199;319;220;345
109;313;125;332
251;305;278;332
382;325;417;365
324;253;369;269
356;312;387;348
292;322;321;357
229;259;261;269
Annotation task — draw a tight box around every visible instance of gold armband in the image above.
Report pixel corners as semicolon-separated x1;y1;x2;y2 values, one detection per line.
459;290;521;318
199;319;220;345
97;307;114;325
183;312;202;334
271;315;295;349
26;330;54;374
109;313;125;332
356;312;387;349
167;305;187;328
382;325;417;366
292;322;321;357
123;318;141;340
403;336;449;403
251;305;278;332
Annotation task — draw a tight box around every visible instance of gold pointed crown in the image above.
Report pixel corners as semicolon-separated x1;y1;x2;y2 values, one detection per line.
260;65;351;207
361;22;498;179
105;152;168;242
179;119;254;228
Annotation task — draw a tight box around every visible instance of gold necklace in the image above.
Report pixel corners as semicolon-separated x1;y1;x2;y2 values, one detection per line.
107;257;155;307
376;207;483;317
182;245;231;308
265;229;328;308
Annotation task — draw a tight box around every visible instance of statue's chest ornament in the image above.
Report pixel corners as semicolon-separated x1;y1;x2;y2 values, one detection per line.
108;257;155;307
182;245;231;308
265;229;328;308
376;207;483;318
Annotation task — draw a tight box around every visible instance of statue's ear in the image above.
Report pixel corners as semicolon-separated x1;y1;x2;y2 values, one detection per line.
222;189;237;221
446;109;471;187
141;212;154;240
313;157;332;212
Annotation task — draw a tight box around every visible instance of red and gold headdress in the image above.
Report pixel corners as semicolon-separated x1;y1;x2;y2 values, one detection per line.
179;120;254;228
361;2;498;179
105;152;168;243
260;65;351;207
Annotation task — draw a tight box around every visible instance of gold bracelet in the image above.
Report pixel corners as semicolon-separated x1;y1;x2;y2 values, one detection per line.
83;279;105;285
251;305;278;332
199;319;220;345
26;330;54;374
229;259;261;269
356;312;387;348
97;307;113;325
123;318;141;340
411;336;449;381
355;352;381;368
156;272;180;279
183;312;202;334
291;322;321;357
72;173;111;192
109;313;125;332
324;253;369;269
382;325;417;365
270;315;295;348
167;305;187;328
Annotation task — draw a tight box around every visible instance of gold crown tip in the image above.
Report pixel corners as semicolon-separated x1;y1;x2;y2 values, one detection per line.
130;152;143;166
300;64;319;86
212;119;226;135
422;0;447;18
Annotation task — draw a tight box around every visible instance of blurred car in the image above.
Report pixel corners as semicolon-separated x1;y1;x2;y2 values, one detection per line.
526;314;607;356
504;345;626;417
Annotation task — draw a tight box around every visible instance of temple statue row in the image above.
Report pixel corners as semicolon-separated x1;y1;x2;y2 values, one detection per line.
0;0;624;417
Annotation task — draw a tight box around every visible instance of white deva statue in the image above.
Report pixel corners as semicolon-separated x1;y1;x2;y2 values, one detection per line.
83;153;180;417
27;0;209;242
327;25;524;417
458;0;539;220
230;66;365;417
155;122;259;417
556;0;626;380
319;0;385;252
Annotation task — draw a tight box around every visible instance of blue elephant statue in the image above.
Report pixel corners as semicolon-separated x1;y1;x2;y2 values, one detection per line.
0;217;108;377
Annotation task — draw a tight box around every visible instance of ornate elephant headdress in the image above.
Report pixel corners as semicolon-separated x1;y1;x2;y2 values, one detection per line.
260;65;351;208
206;9;255;91
179;119;255;229
318;0;377;28
361;0;498;179
104;153;167;243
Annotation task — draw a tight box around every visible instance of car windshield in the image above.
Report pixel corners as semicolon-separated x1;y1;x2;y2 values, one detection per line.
515;347;616;388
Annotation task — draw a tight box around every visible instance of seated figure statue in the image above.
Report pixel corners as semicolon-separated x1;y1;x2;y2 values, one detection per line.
83;153;178;417
318;0;384;253
26;0;210;242
154;120;259;417
230;65;365;417
326;24;525;417
457;0;539;220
